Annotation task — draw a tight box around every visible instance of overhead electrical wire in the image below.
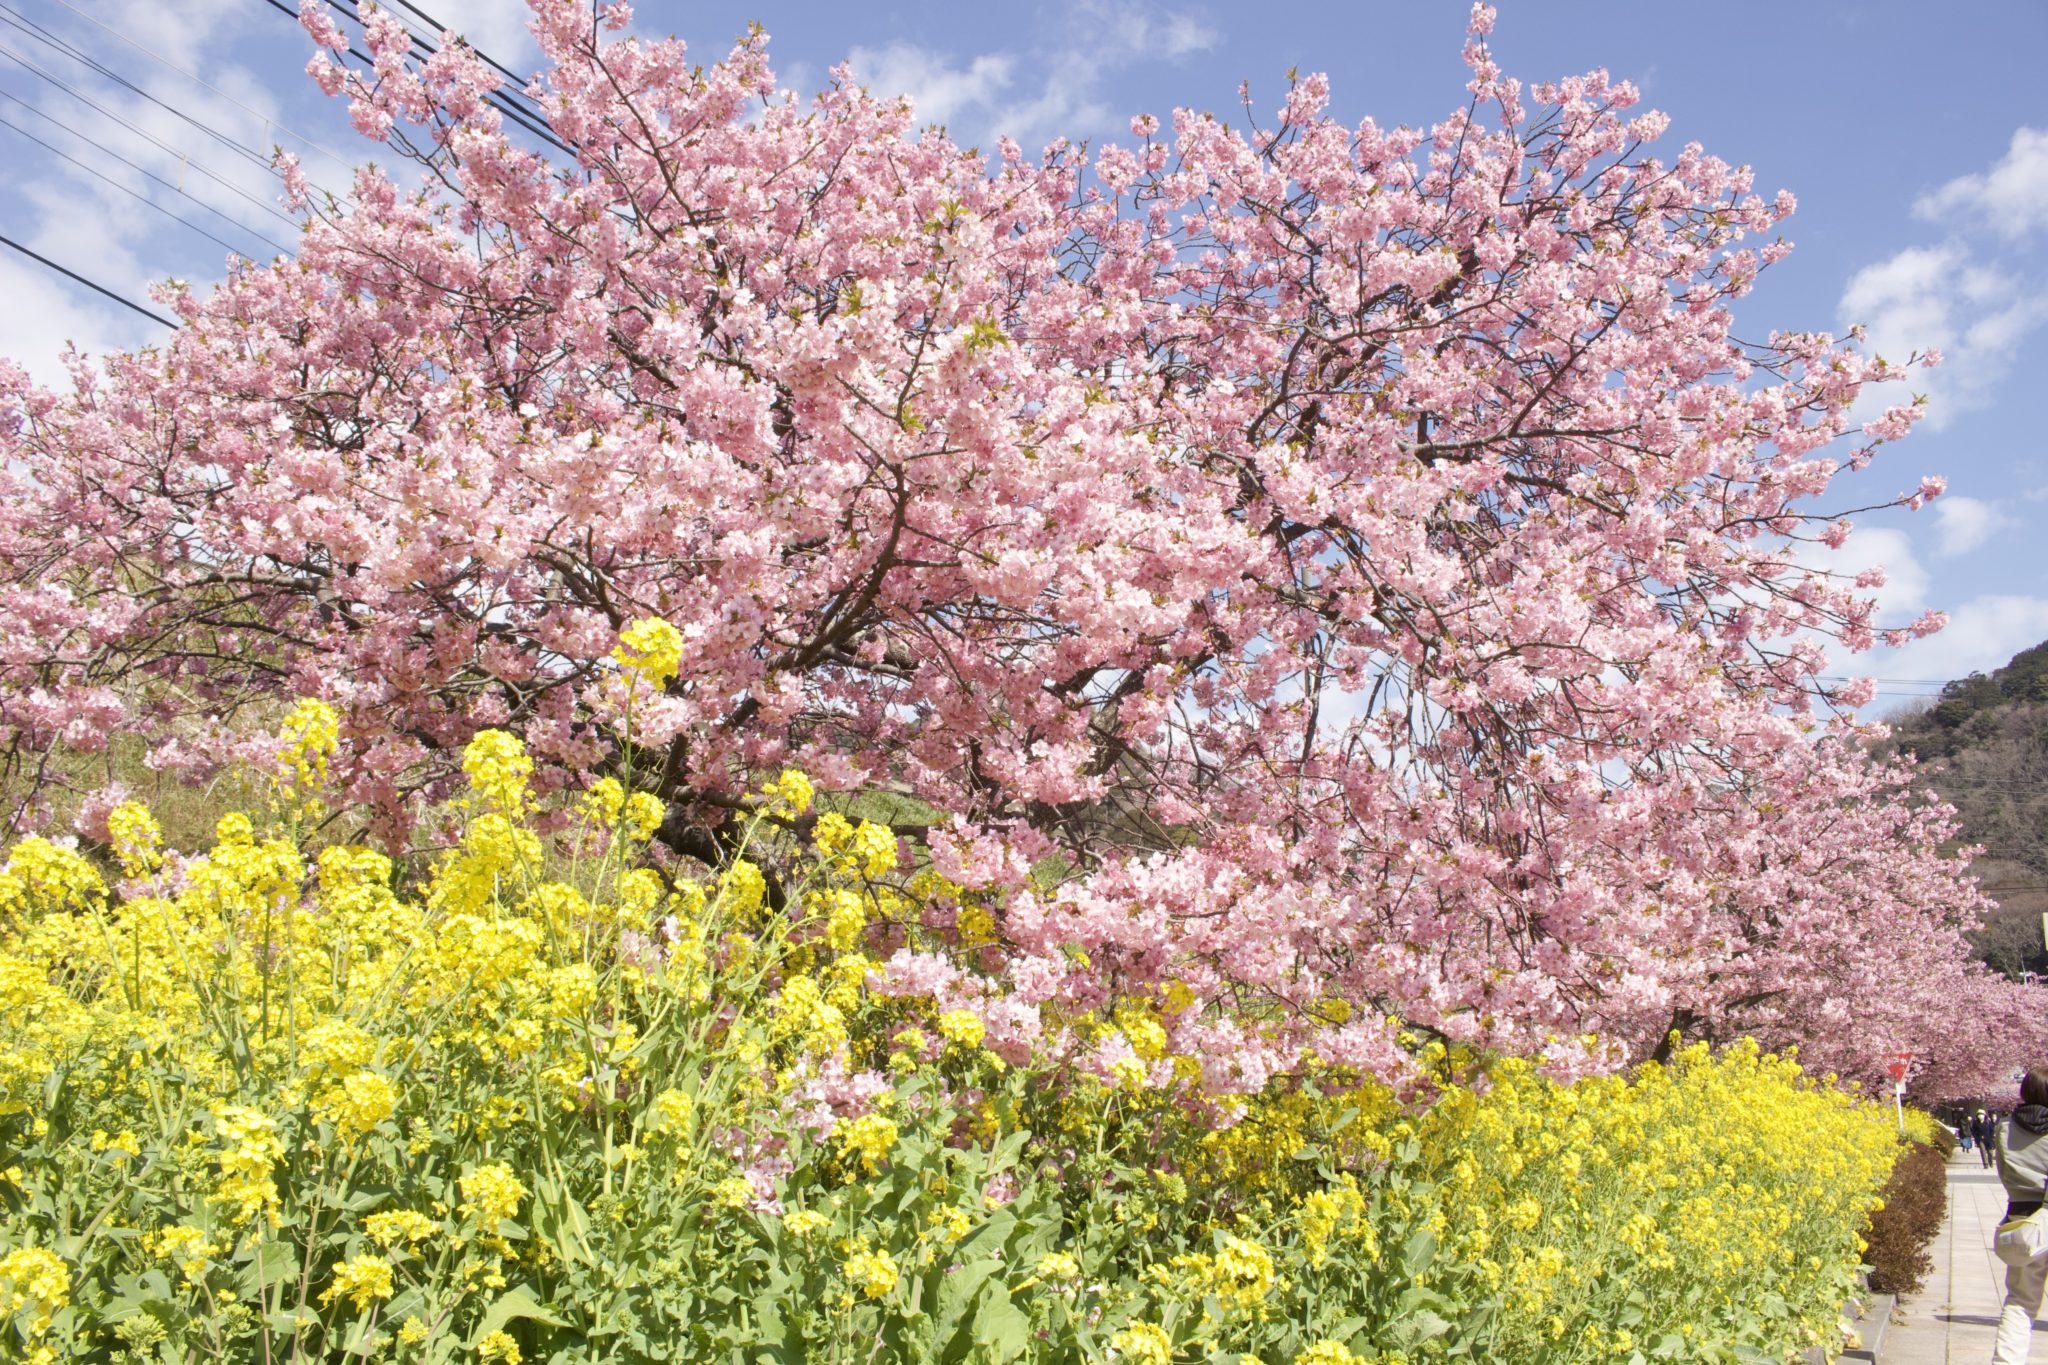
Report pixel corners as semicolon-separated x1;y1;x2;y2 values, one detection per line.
385;0;543;106
254;0;573;157
0;88;291;253
0;111;284;256
328;0;567;153
0;7;288;180
0;40;300;227
0;231;175;327
1;0;582;333
39;0;358;174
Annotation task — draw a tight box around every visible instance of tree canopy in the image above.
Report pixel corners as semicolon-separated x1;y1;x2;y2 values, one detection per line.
0;0;2033;1097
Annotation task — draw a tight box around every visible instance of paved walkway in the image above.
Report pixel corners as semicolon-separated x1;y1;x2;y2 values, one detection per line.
1890;1148;2026;1363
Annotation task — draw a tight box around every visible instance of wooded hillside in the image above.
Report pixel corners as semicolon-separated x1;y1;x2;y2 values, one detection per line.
1890;642;2048;976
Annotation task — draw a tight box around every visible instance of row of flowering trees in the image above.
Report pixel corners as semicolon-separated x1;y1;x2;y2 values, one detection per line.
0;0;2036;1098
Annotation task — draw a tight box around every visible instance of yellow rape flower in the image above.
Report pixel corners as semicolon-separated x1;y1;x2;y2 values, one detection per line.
461;730;534;816
616;617;683;688
771;975;847;1053
460;1163;527;1227
0;1248;68;1337
274;698;339;812
88;1129;140;1159
477;1330;523;1364
315;1070;397;1141
546;964;598;1017
1294;1343;1365;1365
834;1113;899;1175
1107;1322;1173;1365
783;1209;830;1239
145;1226;218;1282
648;1088;693;1137
0;837;104;919
813;814;897;878
582;778;664;843
105;800;163;878
1211;1234;1277;1309
763;768;815;818
936;1009;985;1050
319;1255;394;1313
300;1019;376;1079
1108;1055;1149;1091
812;888;866;953
1034;1251;1082;1283
718;860;767;922
209;1105;285;1227
363;1210;439;1248
841;1247;899;1298
1116;1008;1168;1061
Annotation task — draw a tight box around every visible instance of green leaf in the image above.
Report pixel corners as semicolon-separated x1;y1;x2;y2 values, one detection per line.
1400;1222;1438;1275
930;1258;998;1360
235;1239;298;1300
969;1281;1033;1361
469;1284;570;1345
952;1210;1017;1262
1390;1307;1451;1346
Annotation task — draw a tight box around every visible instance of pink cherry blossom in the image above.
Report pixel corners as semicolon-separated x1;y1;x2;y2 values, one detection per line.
0;0;2029;1097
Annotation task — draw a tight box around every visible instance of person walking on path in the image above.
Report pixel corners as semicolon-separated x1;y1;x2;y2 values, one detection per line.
1983;1111;2002;1169
1992;1072;2048;1361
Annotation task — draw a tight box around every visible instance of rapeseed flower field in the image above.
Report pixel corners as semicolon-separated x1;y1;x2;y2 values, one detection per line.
0;670;1902;1362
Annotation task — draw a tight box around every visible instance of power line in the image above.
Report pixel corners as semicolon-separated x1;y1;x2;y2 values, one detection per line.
385;0;538;102
333;0;565;153
258;0;572;157
0;93;290;255
0;113;276;257
0;231;175;327
0;39;298;227
0;8;280;178
39;0;358;174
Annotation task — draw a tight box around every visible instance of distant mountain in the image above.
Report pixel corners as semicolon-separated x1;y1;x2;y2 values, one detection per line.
1887;640;2048;978
1891;640;2048;764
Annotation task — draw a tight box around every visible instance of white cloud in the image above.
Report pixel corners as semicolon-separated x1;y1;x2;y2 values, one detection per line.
1931;494;2016;557
99;0;252;69
1880;594;2048;686
0;0;368;388
848;1;1218;151
1159;13;1220;58
0;254;156;391
845;44;1017;132
1839;243;2048;429
1802;524;1929;625
1916;127;2048;239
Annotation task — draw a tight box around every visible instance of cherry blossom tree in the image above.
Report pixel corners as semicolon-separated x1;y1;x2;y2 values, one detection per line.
0;0;2034;1092
1628;739;2042;1098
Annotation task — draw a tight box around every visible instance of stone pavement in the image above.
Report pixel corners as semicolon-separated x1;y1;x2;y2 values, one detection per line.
1888;1147;2026;1363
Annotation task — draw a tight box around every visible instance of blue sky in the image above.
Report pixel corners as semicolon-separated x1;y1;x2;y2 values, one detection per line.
4;0;2047;706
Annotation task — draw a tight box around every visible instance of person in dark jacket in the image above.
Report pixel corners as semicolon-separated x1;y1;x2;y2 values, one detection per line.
1993;1073;2048;1362
1982;1110;2002;1168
